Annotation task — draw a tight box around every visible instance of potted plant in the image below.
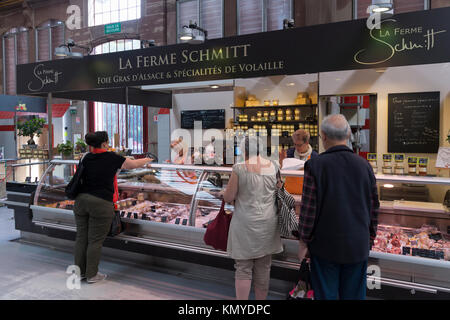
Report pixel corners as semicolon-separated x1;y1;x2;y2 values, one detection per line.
17;117;46;147
75;138;88;153
57;140;74;159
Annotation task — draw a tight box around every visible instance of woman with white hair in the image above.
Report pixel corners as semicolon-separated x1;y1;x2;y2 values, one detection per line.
223;136;283;300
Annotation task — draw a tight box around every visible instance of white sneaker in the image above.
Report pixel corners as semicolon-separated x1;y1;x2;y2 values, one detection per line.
87;272;107;284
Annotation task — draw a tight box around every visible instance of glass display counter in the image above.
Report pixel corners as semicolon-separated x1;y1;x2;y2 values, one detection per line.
18;160;450;296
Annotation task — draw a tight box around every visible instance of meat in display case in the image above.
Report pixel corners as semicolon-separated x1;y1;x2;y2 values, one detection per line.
28;160;450;297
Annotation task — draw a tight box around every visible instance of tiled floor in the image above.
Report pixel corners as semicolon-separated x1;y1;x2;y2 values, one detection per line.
0;206;284;300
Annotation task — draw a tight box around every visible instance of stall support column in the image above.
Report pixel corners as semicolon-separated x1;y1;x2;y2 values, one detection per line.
125;87;129;149
48;92;53;159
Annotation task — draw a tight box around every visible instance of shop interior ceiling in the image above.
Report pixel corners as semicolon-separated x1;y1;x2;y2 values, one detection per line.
31;87;172;108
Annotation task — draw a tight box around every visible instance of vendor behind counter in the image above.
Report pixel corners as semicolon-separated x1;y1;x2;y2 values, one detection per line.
280;129;318;195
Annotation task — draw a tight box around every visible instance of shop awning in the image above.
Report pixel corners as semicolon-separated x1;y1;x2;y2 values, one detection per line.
31;87;172;108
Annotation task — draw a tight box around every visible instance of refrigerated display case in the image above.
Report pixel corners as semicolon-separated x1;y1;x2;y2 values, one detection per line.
5;159;450;298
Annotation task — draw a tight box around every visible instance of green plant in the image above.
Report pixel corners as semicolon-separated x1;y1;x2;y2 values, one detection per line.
17;117;46;145
75;139;88;153
57;140;74;156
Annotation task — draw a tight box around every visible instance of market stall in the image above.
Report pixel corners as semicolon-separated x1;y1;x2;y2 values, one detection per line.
4;7;450;298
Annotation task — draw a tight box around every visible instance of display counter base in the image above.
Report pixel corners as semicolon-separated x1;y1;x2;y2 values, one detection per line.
18;231;292;297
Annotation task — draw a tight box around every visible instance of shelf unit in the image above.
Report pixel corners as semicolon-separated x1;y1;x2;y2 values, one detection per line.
232;103;319;151
338;97;363;154
232;104;318;110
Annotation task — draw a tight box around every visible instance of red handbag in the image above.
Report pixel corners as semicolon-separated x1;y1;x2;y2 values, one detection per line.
203;200;232;251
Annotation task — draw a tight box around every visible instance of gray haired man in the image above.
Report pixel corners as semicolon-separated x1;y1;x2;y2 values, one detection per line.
297;114;380;300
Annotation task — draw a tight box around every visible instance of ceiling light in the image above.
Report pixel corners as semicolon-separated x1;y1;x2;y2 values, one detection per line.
383;184;394;188
283;18;295;30
210;85;219;89
179;21;208;44
54;46;69;57
286;82;295;86
180;27;193;41
370;0;393;13
54;38;91;58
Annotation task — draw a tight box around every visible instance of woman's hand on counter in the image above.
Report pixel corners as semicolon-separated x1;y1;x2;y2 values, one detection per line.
122;157;153;170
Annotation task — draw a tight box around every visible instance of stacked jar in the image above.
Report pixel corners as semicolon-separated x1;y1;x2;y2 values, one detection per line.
407;157;418;175
418;157;428;176
367;153;378;174
394;154;405;175
382;154;393;174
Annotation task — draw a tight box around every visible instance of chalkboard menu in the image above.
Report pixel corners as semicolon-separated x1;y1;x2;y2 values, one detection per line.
181;109;225;129
388;92;440;153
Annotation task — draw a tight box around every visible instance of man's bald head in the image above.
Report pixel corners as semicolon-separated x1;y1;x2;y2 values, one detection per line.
321;114;351;141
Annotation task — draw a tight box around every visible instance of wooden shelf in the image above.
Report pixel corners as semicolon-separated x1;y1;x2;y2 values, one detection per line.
232;104;317;110
236;120;317;126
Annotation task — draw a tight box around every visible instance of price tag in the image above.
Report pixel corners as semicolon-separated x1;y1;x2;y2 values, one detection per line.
367;153;377;161
383;154;392;161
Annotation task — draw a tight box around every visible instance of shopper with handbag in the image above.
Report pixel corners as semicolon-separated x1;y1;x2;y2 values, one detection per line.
223;136;283;300
73;131;152;284
297;114;380;299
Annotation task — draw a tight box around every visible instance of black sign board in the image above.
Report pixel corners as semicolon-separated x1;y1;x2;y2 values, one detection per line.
388;92;440;153
16;7;450;95
0;94;46;113
181;109;225;129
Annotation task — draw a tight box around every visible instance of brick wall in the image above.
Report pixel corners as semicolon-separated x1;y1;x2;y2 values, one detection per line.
432;0;450;8
0;0;442;94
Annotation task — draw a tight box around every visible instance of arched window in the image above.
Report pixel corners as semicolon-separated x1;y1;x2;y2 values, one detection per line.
92;39;144;153
88;0;141;27
35;19;65;61
2;27;29;95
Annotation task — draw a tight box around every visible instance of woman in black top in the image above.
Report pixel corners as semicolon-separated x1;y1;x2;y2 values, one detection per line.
74;131;152;283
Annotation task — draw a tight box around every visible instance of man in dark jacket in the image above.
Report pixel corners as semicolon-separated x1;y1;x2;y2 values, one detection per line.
297;114;380;300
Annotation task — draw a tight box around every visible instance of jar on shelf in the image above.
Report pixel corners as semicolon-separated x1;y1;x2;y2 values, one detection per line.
264;100;270;106
382;165;393;174
418;158;428;176
394;165;405;175
272;99;279;106
394;154;405;175
382;154;392;167
269;110;276;122
277;109;284;121
367;153;378;174
407;157;417;175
